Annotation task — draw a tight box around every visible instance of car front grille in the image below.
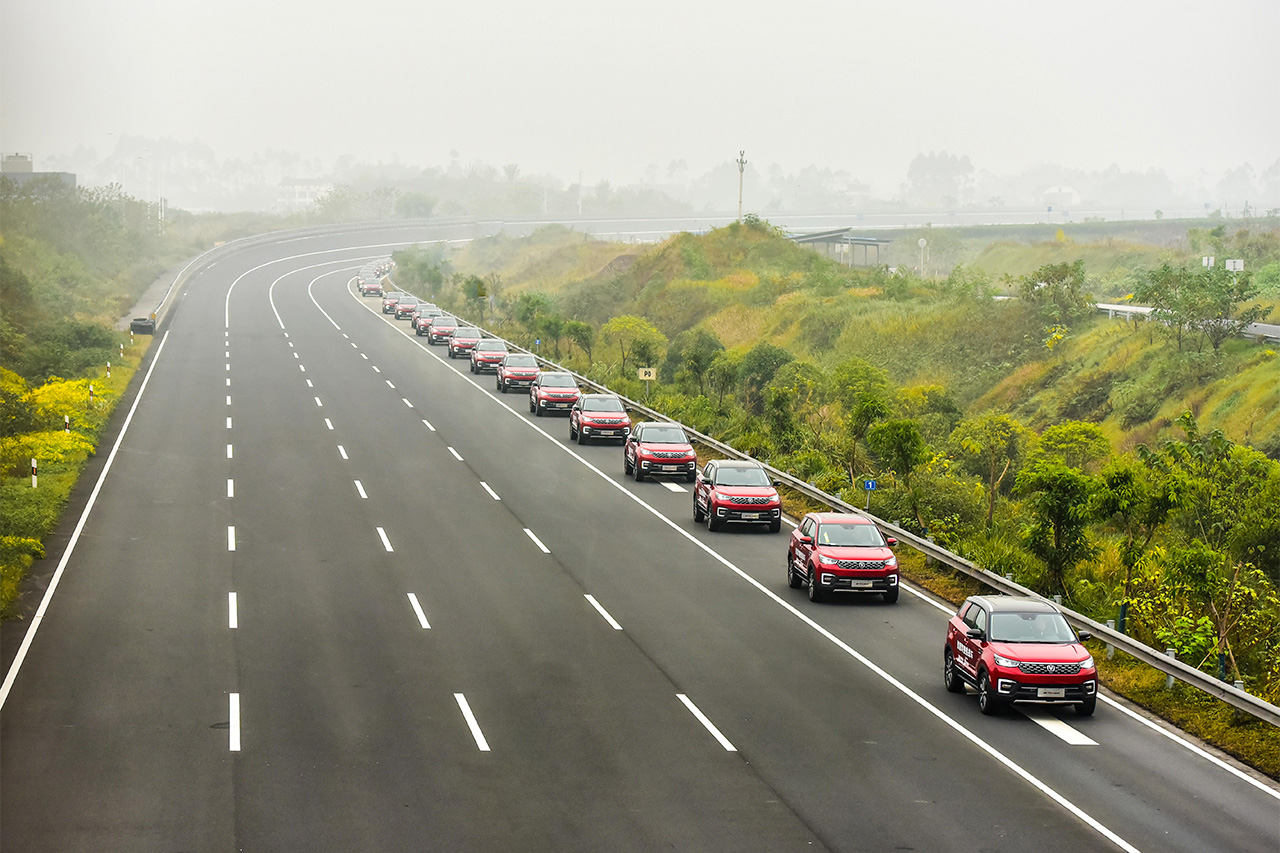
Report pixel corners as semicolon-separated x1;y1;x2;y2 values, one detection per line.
727;495;773;505
1018;661;1082;675
834;559;886;571
652;451;689;459
592;419;625;425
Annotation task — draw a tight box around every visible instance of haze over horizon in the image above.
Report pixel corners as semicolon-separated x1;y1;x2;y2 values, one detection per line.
4;0;1278;205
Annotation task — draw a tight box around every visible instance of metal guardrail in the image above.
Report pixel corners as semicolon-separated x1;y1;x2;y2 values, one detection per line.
436;310;1280;728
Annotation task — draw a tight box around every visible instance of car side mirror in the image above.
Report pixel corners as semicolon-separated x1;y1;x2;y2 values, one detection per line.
797;534;812;545
1076;631;1091;642
885;537;897;547
966;627;985;641
772;479;782;487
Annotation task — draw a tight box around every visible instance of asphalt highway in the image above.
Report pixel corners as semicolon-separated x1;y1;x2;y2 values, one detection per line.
2;226;1278;851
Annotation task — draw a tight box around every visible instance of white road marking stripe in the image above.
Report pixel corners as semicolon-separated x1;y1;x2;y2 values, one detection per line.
228;526;236;551
480;482;500;500
402;398;414;408
338;445;348;460
1020;708;1098;745
314;397;323;407
228;592;238;629
354;480;368;499
407;593;431;629
361;353;369;360
225;363;230;371
229;693;241;751
386;380;396;389
524;528;550;553
226;395;231;405
422;419;435;431
585;595;622;630
287;342;293;348
226;417;232;429
373;366;381;373
660;481;686;492
225;350;230;357
343;334;349;339
351;342;358;349
227;479;234;498
324;418;333;430
377;527;393;551
677;694;736;751
903;584;954;613
448;447;463;461
293;352;299;359
226;444;233;459
226;378;230;386
306;379;313;388
454;694;490;751
299;365;305;372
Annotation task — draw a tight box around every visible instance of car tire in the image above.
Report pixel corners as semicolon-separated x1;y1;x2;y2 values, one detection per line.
576;430;586;445
707;510;721;532
943;649;965;693
535;402;544;417
787;554;803;589
807;568;824;603
624;455;633;475
569;422;577;440
978;671;1001;716
768;519;782;533
882;586;899;604
1076;695;1097;717
634;463;645;482
497;379;504;392
693;499;706;523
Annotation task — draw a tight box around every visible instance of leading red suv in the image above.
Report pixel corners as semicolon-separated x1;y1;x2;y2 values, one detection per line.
568;394;631;443
624;422;697;482
944;595;1097;716
693;459;782;532
787;513;899;603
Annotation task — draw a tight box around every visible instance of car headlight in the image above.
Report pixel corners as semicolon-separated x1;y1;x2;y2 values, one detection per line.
885;555;898;568
817;554;838;565
1080;655;1095;670
993;654;1021;668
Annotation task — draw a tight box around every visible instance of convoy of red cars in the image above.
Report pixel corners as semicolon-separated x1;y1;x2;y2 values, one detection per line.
357;269;1102;720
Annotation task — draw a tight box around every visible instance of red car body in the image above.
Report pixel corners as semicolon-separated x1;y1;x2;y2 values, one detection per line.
358;278;383;296
944;595;1097;716
425;317;457;343
693;459;782;532
394;298;420;319
413;311;444;336
381;292;405;313
787;513;900;603
470;340;509;373
447;327;482;358
496;354;540;393
528;372;581;416
623;422;697;482
568;394;631;443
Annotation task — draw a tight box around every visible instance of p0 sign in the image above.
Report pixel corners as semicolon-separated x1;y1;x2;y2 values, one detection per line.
637;367;656;381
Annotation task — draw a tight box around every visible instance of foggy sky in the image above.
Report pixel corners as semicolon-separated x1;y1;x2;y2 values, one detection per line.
2;0;1277;193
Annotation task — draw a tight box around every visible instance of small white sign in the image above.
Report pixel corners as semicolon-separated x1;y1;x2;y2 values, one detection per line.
637;367;656;381
1226;259;1244;272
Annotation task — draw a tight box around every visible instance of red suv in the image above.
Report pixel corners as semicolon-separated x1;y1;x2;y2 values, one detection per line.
624;422;697;482
694;459;782;532
944;595;1097;716
448;327;482;358
787;513;899;603
470;339;509;374
425;316;457;343
529;372;581;416
496;353;539;393
358;278;383;296
568;394;631;443
381;292;405;314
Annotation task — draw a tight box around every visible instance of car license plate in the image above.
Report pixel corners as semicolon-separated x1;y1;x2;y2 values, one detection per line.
1037;687;1066;698
660;465;677;472
741;512;760;520
851;579;874;588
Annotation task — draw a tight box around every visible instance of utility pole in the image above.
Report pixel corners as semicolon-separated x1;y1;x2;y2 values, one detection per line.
736;151;747;223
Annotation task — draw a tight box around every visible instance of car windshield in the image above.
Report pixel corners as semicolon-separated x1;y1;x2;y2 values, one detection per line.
584;397;625;412
816;523;883;547
542;375;577;387
455;328;479;337
714;466;771;486
989;612;1077;643
641;426;687;443
477;341;507;351
505;355;536;367
399;298;418;305
435;319;455;326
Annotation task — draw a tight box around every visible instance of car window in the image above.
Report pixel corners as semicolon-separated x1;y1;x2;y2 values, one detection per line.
990;612;1076;643
713;466;771;487
799;517;816;538
583;397;624;412
815;523;883;547
973;607;988;634
702;463;714;478
541;375;577;387
961;603;978;628
505;355;536;367
640;425;687;443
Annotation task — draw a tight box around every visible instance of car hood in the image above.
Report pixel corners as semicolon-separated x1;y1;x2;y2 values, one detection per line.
711;485;777;498
990;642;1092;664
814;545;894;561
639;442;693;453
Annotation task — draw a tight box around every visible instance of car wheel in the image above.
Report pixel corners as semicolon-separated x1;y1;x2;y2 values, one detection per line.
529;398;536;413
535;401;544;417
978;671;1001;716
807;567;824;603
634;462;645;482
569;422;577;440
693;498;706;523
497;378;504;392
768;519;782;533
1076;694;1097;717
707;510;721;532
624;454;633;475
787;554;803;589
576;429;586;445
882;586;899;604
943;649;965;693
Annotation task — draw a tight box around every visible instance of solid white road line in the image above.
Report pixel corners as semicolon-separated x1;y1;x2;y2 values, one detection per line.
407;593;431;629
402;398;414;408
677;694;737;751
448;447;463;461
660;481;686;493
1019;708;1098;745
0;331;171;710
354;480;368;499
227;479;234;498
902;583;954;613
480;482;501;501
314;397;323;407
338;446;348;460
228;526;236;551
422;419;435;431
454;694;491;751
523;528;550;554
377;527;394;552
226;444;233;459
229;693;241;751
324;418;333;430
585;595;623;630
228;592;238;629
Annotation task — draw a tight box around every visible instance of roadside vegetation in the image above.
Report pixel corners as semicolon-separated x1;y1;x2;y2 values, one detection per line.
393;216;1280;776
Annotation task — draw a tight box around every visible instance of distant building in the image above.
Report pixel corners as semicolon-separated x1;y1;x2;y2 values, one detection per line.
1;153;77;189
1041;185;1081;209
277;178;333;212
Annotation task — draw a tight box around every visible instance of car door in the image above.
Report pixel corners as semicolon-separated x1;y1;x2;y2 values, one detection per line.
695;461;715;512
791;516;816;576
956;603;986;677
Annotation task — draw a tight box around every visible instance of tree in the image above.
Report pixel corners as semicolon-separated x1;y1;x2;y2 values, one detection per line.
1194;265;1264;353
738;342;793;414
513;292;554;327
1018;260;1092;328
535;314;567;360
598;315;666;373
1133;263;1198;350
951;413;1033;528
1030;421;1111;473
868;419;930;529
707;350;740;407
563;320;594;362
663;328;723;394
1092;457;1173;629
1015;461;1097;597
842;391;890;482
766;361;834;446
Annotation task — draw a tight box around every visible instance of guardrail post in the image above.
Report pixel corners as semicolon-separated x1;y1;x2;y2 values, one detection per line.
1105;620;1115;660
31;458;37;489
64;415;70;434
1218;653;1228;682
1117;601;1128;634
1165;649;1177;689
1053;595;1062;605
1234;681;1248;724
